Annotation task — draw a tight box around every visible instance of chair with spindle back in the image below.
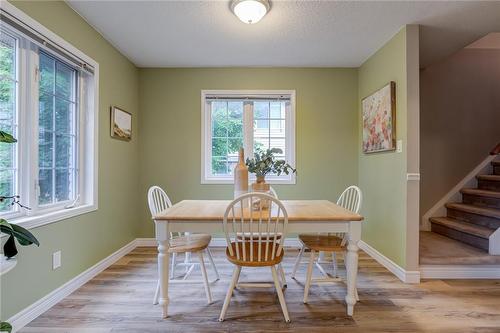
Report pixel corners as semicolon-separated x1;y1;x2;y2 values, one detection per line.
291;185;362;303
147;186;219;305
219;192;291;323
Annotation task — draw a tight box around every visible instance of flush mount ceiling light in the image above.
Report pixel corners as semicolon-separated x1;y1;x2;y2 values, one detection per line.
231;0;270;24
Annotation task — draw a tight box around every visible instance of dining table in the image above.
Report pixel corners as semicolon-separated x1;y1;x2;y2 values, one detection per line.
153;199;364;318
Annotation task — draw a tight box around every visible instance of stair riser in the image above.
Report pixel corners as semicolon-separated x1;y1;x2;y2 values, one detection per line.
494;166;500;175
462;194;500;209
478;179;500;191
430;223;489;252
447;208;500;229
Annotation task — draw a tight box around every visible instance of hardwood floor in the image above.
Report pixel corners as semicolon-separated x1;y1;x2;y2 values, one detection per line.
22;247;500;333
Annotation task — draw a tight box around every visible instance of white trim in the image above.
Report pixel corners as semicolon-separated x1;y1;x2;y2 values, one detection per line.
0;1;99;229
420;264;500;279
7;238;137;332
358;240;420;283
200;90;296;185
421;154;496;231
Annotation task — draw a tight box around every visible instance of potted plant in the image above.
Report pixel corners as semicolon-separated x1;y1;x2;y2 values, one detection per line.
0;130;40;333
245;148;296;192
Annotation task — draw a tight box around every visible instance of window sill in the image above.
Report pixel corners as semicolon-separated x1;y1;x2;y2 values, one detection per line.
3;203;97;230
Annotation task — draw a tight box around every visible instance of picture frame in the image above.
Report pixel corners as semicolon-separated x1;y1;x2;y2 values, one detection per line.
362;81;396;153
110;106;132;141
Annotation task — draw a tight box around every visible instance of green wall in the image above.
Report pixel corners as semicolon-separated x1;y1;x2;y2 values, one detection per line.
1;1;141;319
358;27;409;268
138;68;359;237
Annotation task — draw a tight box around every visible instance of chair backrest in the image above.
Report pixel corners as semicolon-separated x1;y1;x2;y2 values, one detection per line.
223;192;288;264
148;186;180;239
269;186;278;199
336;185;362;214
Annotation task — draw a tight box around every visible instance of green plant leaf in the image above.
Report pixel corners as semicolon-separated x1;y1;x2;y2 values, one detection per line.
10;224;40;246
0;321;12;333
0;130;17;143
3;234;18;258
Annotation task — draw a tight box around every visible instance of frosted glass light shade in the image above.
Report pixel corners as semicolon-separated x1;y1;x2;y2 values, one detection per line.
231;0;270;24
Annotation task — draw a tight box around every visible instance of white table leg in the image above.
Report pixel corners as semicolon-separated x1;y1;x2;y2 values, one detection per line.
155;220;170;318
345;221;361;316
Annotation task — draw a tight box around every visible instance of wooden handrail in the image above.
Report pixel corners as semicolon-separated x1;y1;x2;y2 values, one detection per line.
491;143;500;155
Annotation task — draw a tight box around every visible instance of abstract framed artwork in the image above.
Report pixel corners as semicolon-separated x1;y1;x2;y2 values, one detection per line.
110;106;132;141
362;81;396;153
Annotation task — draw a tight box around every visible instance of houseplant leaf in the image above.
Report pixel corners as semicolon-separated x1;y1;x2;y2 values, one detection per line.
10;224;40;246
0;130;17;143
3;234;18;258
0;321;12;333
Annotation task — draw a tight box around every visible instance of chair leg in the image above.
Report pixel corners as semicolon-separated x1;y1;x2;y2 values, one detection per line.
303;250;315;304
271;265;291;323
278;263;287;288
197;251;212;304
153;279;160;305
332;252;338;277
170;252;177;279
206;247;220;280
219;266;241;322
291;245;305;279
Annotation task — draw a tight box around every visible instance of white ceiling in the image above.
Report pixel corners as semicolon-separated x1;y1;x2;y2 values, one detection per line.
67;0;500;68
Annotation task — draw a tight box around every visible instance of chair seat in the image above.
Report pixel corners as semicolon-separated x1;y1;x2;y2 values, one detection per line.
298;234;346;252
169;234;211;253
225;242;284;267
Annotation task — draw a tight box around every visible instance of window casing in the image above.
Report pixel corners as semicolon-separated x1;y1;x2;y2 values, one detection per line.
0;3;98;228
201;90;296;184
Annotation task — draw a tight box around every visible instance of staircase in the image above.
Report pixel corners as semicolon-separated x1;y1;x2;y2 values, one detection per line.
430;157;500;253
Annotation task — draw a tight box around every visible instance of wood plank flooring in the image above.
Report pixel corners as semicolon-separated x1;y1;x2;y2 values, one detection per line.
21;247;500;333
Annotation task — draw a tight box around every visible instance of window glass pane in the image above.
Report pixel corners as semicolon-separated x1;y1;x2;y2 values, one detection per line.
210;100;243;177
39;131;53;168
254;101;269;118
38;169;53;205
0;33;15;79
212;157;227;175
211;138;227;157
39;54;55;94
56;169;72;202
55;97;73;134
0;170;14;211
270;102;282;118
55;62;74;101
39;92;53;132
38;51;77;205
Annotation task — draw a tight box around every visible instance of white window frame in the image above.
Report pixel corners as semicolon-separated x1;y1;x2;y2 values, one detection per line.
1;2;99;230
201;90;296;185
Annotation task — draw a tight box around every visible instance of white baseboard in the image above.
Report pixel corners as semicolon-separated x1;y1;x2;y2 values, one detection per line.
420;264;500;279
358;240;420;283
7;239;138;332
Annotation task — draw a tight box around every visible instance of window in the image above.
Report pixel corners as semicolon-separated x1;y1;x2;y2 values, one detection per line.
201;90;295;184
0;3;98;228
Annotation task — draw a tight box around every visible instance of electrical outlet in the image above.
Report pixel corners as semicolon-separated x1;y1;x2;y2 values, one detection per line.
396;140;403;153
52;251;61;270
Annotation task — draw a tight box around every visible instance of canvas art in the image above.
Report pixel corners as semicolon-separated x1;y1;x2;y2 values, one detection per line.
362;82;396;153
111;106;132;141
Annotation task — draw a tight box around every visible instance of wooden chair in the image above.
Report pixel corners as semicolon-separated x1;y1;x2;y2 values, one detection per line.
147;186;219;305
291;186;362;303
219;192;291;323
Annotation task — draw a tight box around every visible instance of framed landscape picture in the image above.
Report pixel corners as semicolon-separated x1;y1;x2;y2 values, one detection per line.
110;106;132;141
362;81;396;153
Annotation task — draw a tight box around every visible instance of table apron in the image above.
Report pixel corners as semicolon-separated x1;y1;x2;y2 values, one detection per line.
155;220;352;234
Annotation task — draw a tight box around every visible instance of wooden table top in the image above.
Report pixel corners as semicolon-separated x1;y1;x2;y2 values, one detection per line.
154;200;363;222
